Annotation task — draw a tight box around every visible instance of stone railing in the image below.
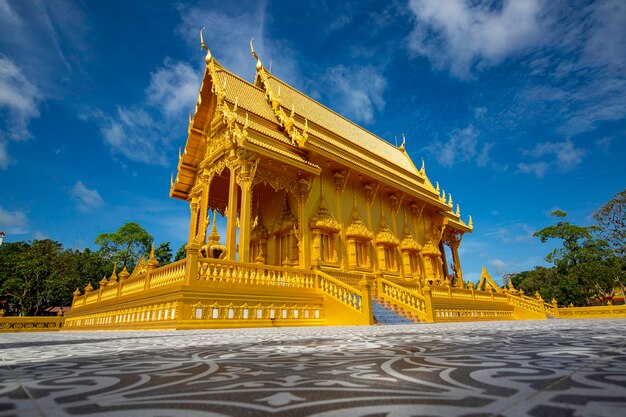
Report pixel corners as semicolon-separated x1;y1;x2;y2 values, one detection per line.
65;302;178;328
0;315;65;332
430;284;503;302
315;270;364;313
191;301;323;322
544;301;559;317
434;308;514;321
149;260;186;288
558;304;626;319
120;276;146;296
506;293;544;314
377;278;428;321
320;268;366;287
197;258;316;288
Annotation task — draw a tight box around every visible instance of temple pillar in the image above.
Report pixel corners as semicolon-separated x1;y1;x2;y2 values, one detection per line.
447;234;464;288
238;179;253;263
334;170;348;270
226;169;239;260
235;155;258;263
298;176;312;269
188;197;200;244
195;173;212;243
439;240;449;282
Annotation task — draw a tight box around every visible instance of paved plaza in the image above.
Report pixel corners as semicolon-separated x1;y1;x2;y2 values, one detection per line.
1;320;625;417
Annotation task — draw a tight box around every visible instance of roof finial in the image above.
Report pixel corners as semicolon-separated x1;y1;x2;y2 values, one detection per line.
149;244;155;260
468;215;473;228
250;38;263;71
200;27;212;64
400;133;406;150
420;157;425;174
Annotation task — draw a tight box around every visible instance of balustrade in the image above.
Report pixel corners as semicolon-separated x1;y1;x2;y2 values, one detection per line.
149;260;186;288
197;258;316;288
377;279;427;318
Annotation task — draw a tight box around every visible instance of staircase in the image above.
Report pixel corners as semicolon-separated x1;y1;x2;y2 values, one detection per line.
372;297;420;325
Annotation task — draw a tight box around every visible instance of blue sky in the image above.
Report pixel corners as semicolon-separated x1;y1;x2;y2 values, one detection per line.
0;0;624;284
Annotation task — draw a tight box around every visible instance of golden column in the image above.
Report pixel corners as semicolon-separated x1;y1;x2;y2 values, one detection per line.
235;153;259;263
195;172;213;243
187;196;200;244
225;168;239;260
446;232;464;288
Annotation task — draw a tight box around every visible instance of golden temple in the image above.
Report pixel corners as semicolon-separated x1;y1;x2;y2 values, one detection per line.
63;35;571;330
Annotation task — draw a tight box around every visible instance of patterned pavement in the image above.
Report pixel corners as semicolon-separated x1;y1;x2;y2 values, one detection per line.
1;319;625;417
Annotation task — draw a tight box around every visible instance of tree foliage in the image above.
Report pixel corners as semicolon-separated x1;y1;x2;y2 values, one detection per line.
0;240;112;316
513;208;625;306
593;189;626;256
174;243;187;261
95;222;153;270
154;242;173;267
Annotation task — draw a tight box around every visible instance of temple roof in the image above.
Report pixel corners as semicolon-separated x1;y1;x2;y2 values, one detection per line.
263;75;418;175
170;47;473;234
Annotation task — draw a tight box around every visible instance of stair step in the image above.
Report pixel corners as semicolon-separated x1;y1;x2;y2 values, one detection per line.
371;299;418;325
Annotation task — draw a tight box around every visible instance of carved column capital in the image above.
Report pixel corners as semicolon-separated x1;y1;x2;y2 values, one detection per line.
389;194;399;213
298;176;313;204
333;169;349;193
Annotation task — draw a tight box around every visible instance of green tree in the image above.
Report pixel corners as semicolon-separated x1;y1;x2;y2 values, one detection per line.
95;222;153;270
530;210;621;305
593;189;626;257
0;240;78;315
154;242;173;266
174;243;187;261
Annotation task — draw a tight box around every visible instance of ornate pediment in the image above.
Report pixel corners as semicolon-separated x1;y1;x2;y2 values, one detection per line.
374;217;399;246
421;239;441;256
400;224;421;252
345;206;372;240
128;257;147;280
274;194;298;233
309;194;340;233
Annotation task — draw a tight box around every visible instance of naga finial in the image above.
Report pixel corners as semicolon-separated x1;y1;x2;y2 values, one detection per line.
200;27;212;63
400;133;406;150
420;157;425;173
250;38;262;71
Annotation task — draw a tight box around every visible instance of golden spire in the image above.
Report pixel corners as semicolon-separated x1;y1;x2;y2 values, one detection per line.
149;243;155;260
208;210;221;242
200;27;212;64
250;38;263;71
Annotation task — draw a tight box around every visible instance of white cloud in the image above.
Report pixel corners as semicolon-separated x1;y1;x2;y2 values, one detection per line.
175;4;299;86
146;59;201;118
70;181;104;212
516;161;549;178
0;206;28;234
0;56;42;168
88;59;200;166
518;140;586;177
407;0;543;78
323;65;387;124
33;231;49;240
425;125;494;167
484;223;535;244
